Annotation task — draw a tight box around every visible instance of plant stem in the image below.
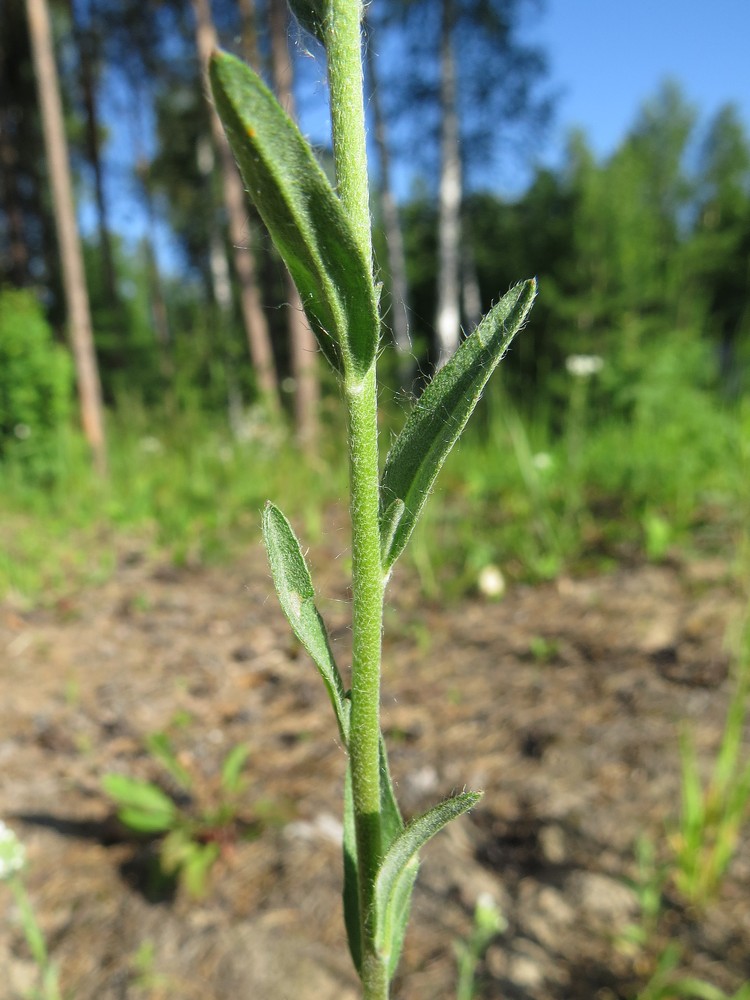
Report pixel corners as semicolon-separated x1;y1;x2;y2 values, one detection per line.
325;0;373;267
346;363;385;906
326;3;386;996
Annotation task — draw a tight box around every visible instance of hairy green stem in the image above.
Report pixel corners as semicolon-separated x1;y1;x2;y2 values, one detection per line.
326;3;386;996
325;0;373;267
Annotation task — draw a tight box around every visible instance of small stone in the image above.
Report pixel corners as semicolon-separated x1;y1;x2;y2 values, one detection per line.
569;871;638;924
539;824;566;864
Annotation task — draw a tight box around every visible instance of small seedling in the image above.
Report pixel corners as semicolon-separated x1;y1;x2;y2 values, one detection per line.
208;3;535;996
103;734;254;897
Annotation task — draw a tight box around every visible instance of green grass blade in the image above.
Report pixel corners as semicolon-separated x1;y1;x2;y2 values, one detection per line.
145;731;192;790
373;790;482;972
209;51;379;380
262;501;350;742
379;280;536;574
220;743;250;794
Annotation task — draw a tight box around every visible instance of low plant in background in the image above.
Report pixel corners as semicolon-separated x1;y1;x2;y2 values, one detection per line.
103;733;254;897
0;289;73;484
0;821;62;1000
668;617;750;909
454;893;507;1000
208;1;535;995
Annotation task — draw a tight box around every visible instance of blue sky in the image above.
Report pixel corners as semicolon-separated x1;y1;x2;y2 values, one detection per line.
534;0;749;169
92;0;750;263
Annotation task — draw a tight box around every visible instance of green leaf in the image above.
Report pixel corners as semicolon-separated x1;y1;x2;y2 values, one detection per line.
287;0;327;41
102;774;177;834
379;280;537;574
220;743;250;795
342;734;405;975
182;842;221;898
342;762;361;974
374;791;482;973
209;51;379;380
378;736;404;853
262;501;350;742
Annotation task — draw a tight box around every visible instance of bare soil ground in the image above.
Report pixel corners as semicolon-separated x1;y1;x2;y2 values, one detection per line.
1;521;749;999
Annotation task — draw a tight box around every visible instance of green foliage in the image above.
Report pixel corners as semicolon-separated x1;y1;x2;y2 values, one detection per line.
0;289;73;480
103;733;254;898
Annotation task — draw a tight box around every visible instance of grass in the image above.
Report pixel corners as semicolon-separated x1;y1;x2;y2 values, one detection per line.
1;362;746;605
0;402;347;602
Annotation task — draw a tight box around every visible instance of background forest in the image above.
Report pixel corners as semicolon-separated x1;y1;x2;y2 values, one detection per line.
1;0;749;595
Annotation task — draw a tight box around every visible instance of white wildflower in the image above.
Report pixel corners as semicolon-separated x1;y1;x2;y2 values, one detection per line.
138;436;163;455
478;564;506;599
565;354;604;378
0;821;26;880
532;452;553;471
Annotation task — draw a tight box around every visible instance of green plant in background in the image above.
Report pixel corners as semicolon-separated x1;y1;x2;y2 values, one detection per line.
0;289;74;483
103;734;253;897
636;944;750;1000
208;2;536;995
0;821;62;1000
619;835;669;954
667;625;750;908
454;893;507;1000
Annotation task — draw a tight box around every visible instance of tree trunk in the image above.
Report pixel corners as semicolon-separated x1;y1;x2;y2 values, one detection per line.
191;0;279;408
196;133;245;434
0;106;30;286
434;0;463;368
461;224;482;332
236;0;262;70
268;0;320;445
65;0;119;309
365;23;412;381
25;0;107;474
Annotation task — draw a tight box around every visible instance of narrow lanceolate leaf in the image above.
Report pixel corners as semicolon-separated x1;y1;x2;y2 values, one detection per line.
209;51;379;380
342;735;405;974
262;501;349;742
373;791;482;972
379;279;537;574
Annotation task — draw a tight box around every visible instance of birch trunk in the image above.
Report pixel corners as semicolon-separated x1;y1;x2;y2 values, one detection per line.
434;0;463;368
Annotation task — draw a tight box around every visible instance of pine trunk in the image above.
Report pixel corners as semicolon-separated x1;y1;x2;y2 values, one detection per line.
25;0;107;474
268;0;320;445
192;0;279;408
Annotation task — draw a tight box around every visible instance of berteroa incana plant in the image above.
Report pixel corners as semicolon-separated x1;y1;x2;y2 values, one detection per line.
209;2;536;996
